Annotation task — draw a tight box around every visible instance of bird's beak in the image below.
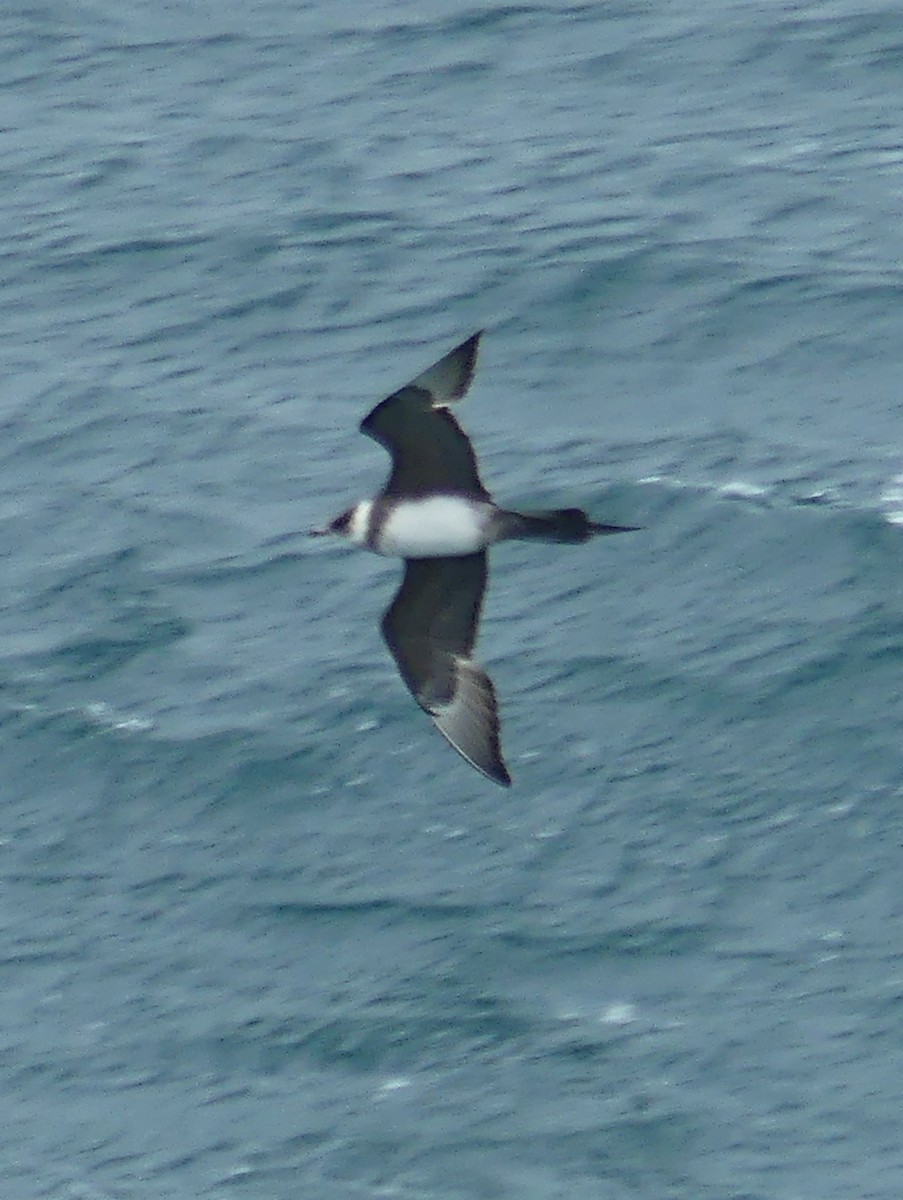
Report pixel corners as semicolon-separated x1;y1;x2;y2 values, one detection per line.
309;526;329;537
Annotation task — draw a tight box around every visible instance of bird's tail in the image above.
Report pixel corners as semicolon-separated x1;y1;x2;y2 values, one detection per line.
502;508;639;545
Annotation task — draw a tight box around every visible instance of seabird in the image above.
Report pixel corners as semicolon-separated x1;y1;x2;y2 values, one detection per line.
312;332;638;786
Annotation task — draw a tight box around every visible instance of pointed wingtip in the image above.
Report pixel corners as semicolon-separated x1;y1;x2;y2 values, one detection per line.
409;331;483;406
429;657;511;787
464;749;512;788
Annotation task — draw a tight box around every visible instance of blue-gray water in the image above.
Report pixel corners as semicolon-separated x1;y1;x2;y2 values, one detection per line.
3;2;903;1196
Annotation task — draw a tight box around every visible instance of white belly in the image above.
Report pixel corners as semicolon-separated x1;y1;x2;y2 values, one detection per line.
376;496;494;558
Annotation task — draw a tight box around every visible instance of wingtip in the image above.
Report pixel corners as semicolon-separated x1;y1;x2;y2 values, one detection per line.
442;330;482;402
426;656;513;788
467;752;512;788
407;331;483;406
431;722;512;788
447;331;481;402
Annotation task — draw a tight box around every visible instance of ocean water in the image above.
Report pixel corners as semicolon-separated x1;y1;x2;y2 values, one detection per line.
3;1;903;1196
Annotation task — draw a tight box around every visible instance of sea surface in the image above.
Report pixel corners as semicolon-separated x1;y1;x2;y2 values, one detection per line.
3;1;903;1197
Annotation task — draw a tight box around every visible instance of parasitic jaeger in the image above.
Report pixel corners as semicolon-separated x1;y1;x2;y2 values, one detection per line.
312;332;638;786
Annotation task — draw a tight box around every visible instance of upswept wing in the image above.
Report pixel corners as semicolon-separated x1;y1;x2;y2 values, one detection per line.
380;553;510;787
360;332;490;499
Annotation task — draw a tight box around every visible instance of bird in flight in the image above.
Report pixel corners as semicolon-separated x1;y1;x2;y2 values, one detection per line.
312;332;637;786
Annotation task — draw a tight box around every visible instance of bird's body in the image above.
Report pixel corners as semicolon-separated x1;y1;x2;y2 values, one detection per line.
345;495;498;558
313;332;637;786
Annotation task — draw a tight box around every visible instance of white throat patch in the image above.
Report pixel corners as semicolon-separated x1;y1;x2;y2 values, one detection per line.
347;501;373;547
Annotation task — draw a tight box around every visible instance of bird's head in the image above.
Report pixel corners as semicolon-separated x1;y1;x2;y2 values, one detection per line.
310;502;370;545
